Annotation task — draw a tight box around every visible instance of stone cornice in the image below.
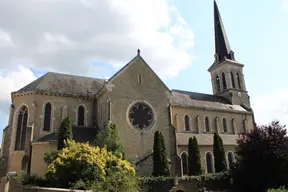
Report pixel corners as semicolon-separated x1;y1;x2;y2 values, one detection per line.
12;91;94;100
95;85;107;98
171;104;252;115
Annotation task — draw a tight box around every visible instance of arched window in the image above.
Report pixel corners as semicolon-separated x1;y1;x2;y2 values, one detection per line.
242;120;247;133
181;153;188;175
236;73;242;89
43;103;51;131
184;115;190;131
231;72;235;88
228;152;234;169
107;100;111;121
216;75;220;92
205;116;210;132
222;72;227;90
15;106;28;151
223;118;228;133
232;118;236;134
206;152;213;173
78;105;85;126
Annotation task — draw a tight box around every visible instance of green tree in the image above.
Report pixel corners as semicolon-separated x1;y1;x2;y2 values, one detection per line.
213;133;227;172
57;116;73;150
45;140;137;190
95;122;125;158
188;136;202;176
231;121;288;191
159;132;170;176
152;131;162;176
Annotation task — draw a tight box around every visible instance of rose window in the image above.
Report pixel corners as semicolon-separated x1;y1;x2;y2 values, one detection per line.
128;103;154;130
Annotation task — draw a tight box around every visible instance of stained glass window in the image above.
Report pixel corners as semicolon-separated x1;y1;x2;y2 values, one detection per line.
181;153;188;175
43;103;51;131
128;103;154;130
78;106;85;126
206;152;213;173
15;106;28;151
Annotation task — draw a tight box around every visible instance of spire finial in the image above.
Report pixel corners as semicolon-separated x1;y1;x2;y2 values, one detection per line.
137;49;141;55
214;0;235;63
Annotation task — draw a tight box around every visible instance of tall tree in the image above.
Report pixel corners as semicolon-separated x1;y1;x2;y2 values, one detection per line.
231;121;288;191
57;116;73;150
159;132;170;176
213;133;227;172
95;122;125;158
188;136;202;176
152;131;162;176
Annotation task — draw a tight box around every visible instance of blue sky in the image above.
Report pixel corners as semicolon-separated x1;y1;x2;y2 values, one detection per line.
0;0;287;145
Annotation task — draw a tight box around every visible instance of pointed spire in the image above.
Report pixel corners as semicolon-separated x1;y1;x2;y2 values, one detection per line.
214;0;235;63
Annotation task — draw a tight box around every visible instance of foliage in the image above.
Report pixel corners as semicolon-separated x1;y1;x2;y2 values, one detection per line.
269;187;288;192
231;120;288;191
57;116;73;150
152;131;170;176
89;171;140;192
45;140;135;189
95;122;125;158
152;131;162;176
159;132;170;176
188;136;202;176
213;133;227;172
44;151;59;165
14;170;49;187
140;172;231;191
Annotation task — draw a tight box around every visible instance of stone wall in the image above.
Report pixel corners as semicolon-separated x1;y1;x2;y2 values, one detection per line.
0;176;231;192
23;187;90;192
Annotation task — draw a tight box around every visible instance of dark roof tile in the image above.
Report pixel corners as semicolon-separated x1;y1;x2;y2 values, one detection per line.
14;72;105;96
171;89;248;112
35;126;97;143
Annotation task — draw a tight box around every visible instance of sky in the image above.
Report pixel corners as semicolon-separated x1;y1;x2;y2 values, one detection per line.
0;0;287;145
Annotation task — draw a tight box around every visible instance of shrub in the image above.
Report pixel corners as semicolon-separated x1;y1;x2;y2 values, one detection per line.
95;122;125;158
188;136;202;176
57;116;73;150
159;132;170;176
45;140;136;189
231;120;288;191
152;131;170;176
152;131;162;176
213;133;227;172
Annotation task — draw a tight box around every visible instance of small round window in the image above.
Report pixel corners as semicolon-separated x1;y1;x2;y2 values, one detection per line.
128;102;154;130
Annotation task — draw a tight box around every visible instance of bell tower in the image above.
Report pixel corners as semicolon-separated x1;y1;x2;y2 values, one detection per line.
208;0;250;108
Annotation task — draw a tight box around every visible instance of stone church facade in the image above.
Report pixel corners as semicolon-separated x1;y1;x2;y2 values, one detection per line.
0;1;255;178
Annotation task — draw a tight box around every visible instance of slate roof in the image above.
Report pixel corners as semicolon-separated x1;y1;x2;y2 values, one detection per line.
13;72;105;96
35;126;98;143
171;89;248;112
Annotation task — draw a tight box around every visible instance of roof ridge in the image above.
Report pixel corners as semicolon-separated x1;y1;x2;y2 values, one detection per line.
172;89;214;97
47;71;105;81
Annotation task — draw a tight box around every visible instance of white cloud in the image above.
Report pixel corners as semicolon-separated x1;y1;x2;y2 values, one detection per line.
0;65;37;101
251;90;288;127
0;66;37;125
0;0;195;135
0;0;195;78
0;29;15;48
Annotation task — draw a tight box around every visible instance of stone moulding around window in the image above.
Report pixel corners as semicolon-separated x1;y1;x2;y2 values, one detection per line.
126;100;157;134
41;101;55;133
12;104;29;152
75;104;88;127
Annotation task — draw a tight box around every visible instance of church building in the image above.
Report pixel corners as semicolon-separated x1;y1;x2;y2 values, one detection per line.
0;1;255;178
